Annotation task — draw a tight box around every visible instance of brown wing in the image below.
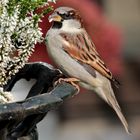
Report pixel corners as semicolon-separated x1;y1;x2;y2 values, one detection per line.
60;31;119;86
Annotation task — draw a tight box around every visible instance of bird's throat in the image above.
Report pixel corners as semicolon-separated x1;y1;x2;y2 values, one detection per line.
52;21;62;29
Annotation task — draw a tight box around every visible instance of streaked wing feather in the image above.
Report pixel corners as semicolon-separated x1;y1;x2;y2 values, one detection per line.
60;31;117;83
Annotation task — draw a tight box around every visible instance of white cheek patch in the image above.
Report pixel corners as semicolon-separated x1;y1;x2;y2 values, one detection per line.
61;20;81;33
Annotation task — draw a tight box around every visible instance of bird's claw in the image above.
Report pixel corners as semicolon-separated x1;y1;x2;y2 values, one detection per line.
54;78;80;93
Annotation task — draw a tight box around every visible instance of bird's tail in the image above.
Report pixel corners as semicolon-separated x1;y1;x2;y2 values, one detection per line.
95;82;131;134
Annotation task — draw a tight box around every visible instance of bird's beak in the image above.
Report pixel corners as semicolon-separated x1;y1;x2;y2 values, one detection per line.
48;13;62;22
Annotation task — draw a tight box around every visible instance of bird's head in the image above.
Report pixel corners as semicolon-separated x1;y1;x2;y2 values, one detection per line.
48;7;83;32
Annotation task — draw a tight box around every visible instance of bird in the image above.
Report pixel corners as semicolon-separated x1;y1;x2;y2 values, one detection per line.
45;6;130;134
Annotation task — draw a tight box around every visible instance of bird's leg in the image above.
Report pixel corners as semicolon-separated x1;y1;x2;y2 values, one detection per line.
55;78;80;93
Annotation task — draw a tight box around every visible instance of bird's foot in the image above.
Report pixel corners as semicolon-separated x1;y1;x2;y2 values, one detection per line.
55;78;80;93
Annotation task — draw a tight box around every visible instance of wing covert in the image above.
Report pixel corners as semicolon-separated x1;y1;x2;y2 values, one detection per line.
60;31;119;86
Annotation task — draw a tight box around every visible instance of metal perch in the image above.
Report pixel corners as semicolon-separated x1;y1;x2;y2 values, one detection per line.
0;62;77;140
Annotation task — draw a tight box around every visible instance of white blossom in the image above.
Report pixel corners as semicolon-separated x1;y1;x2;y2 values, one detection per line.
0;87;14;103
0;0;56;102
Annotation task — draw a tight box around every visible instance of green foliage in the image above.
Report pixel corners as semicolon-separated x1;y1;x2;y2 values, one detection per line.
7;0;53;19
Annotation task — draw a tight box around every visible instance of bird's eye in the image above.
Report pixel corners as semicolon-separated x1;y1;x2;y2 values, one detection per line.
57;12;73;20
61;13;70;19
65;13;70;17
58;12;73;20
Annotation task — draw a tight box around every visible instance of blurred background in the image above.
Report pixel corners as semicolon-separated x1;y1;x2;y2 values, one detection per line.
12;0;140;140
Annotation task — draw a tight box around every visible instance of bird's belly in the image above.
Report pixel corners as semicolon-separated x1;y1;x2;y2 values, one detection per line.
47;43;97;86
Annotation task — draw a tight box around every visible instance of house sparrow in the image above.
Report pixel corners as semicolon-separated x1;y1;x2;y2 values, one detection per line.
45;7;130;134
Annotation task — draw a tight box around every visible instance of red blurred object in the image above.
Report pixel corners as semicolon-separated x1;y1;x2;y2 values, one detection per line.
29;0;123;76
